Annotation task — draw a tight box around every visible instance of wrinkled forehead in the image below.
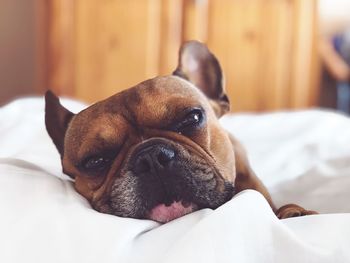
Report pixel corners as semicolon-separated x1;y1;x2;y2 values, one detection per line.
75;76;207;122
65;76;210;151
120;75;207;115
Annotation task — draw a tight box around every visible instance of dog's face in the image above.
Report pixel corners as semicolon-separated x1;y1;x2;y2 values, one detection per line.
45;41;236;223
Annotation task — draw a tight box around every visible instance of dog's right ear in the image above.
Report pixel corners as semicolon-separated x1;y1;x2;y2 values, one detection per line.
45;90;74;158
173;41;230;117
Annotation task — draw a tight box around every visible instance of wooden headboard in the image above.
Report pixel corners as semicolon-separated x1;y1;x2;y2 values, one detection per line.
46;0;319;112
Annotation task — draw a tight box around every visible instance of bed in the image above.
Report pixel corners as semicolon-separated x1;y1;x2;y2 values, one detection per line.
1;97;350;263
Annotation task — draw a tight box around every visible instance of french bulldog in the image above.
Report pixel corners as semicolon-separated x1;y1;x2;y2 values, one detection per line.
45;41;316;223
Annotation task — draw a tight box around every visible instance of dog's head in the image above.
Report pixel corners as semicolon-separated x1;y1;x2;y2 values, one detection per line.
45;41;236;223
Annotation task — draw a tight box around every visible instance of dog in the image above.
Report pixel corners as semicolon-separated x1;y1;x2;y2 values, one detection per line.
45;41;316;223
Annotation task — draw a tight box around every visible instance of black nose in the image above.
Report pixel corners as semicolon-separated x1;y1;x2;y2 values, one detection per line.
133;144;176;175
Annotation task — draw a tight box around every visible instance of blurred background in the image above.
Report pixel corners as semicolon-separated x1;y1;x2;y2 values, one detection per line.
0;0;350;112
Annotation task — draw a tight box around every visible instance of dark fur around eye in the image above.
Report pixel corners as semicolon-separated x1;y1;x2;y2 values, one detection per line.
84;156;111;170
173;108;206;134
80;151;115;175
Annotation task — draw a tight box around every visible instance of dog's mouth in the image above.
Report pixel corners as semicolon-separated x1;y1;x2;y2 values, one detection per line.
102;139;236;222
146;200;197;223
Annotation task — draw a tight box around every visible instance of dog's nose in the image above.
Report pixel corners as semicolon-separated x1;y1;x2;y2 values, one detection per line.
133;144;176;175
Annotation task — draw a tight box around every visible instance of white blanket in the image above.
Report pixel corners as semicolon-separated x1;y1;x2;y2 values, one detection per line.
1;98;349;263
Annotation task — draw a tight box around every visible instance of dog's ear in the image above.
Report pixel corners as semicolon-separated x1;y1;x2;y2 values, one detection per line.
45;90;74;158
173;40;230;117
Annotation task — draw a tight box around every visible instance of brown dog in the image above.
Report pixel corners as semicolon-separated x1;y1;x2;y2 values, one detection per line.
45;41;315;223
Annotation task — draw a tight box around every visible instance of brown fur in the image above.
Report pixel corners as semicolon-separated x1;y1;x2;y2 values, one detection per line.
45;41;316;221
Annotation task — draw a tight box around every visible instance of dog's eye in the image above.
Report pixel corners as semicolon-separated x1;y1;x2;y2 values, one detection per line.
175;108;205;133
83;156;111;171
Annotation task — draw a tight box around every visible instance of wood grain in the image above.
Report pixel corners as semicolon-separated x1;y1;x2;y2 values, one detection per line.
46;0;320;111
34;0;48;94
182;0;209;42
47;0;76;96
207;0;265;111
158;0;184;75
75;0;161;102
290;0;319;108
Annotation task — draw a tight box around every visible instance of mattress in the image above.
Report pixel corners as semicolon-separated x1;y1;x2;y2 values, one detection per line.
1;97;349;263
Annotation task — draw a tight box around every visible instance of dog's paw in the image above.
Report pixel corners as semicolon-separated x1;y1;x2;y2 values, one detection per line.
276;204;318;219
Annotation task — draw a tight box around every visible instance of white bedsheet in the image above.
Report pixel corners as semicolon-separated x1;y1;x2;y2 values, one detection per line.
0;98;349;263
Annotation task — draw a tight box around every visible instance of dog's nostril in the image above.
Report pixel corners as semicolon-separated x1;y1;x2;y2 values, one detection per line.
157;148;175;166
133;144;176;175
136;157;151;173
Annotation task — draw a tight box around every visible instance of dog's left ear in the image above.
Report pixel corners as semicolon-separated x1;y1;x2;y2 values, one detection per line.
173;40;230;117
45;90;74;158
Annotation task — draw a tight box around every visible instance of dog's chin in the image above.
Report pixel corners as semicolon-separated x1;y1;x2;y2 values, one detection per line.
146;201;197;223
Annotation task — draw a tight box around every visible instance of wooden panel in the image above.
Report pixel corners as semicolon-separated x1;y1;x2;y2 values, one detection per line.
183;0;319;112
158;0;184;75
290;0;319;108
182;0;209;42
259;0;293;110
47;0;76;96
206;0;265;111
75;0;162;103
34;0;48;94
47;0;319;111
47;0;184;102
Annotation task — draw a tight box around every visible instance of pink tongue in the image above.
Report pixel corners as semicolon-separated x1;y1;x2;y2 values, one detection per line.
148;201;193;223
